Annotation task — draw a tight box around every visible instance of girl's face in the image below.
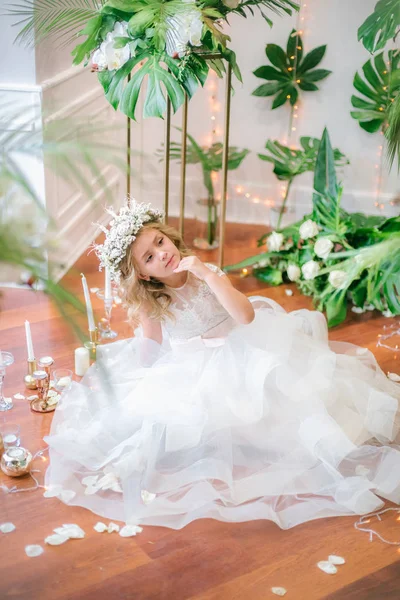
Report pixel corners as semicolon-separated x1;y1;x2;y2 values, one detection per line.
132;228;181;282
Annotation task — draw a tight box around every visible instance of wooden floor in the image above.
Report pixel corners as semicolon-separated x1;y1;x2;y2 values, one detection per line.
1;218;400;600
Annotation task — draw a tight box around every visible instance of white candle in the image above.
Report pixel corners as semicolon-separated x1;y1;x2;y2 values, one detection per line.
105;267;112;302
4;434;17;445
25;320;35;361
81;273;96;331
74;347;90;377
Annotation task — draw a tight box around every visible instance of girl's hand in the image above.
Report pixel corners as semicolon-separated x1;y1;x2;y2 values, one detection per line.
173;256;210;281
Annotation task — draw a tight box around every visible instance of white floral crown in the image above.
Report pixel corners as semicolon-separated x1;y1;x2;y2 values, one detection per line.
92;199;164;283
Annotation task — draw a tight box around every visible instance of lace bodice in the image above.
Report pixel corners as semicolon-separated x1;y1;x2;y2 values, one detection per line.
162;263;232;341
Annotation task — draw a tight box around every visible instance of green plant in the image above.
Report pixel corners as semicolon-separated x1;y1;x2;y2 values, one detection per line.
351;49;400;133
225;128;400;327
358;0;400;54
6;0;299;120
160;129;249;246
252;28;331;109
0;104;127;339
258;137;349;229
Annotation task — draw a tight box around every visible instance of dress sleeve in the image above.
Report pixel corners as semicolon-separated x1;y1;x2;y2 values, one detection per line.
205;263;226;277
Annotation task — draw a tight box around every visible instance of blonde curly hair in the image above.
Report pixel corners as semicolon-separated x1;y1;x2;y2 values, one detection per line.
118;219;194;327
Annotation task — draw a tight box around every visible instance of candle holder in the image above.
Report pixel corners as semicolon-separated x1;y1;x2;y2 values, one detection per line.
84;328;100;360
1;446;32;477
0;351;15;412
30;370;55;413
24;358;38;390
38;356;54;377
96;290;118;339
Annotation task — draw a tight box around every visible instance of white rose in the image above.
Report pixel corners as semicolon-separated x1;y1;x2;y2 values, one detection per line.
301;260;320;280
328;270;348;289
287;264;301;282
314;238;334;259
267;231;284;252
299;219;319;239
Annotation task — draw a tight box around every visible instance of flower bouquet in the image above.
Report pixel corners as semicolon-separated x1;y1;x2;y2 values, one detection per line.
9;0;299;120
225;127;400;327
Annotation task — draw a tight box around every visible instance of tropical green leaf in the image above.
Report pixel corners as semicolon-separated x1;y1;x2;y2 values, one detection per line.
253;82;284;97
252;31;330;108
358;0;400;54
266;44;288;72
351;50;400;133
297;45;326;74
326;291;347;327
253;266;283;286
386;90;400;170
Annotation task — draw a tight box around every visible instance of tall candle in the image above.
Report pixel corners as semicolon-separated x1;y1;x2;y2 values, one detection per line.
25;320;35;361
105;267;112;302
81;273;95;331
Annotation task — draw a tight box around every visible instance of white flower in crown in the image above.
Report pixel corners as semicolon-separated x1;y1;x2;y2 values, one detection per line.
92;199;164;283
92;21;130;71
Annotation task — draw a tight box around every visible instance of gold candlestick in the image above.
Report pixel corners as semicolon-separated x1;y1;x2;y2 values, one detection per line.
30;370;54;413
24;358;38;390
84;328;100;360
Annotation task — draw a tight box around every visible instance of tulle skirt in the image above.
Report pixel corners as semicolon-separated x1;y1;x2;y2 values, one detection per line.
44;296;400;530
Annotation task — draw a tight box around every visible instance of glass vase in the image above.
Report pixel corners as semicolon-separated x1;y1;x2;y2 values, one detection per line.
193;198;219;250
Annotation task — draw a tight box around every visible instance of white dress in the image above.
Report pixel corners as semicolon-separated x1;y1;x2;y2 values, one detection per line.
44;263;400;530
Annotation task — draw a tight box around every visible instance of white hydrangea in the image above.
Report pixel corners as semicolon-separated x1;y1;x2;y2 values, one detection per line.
267;231;284;252
301;260;320;280
299;219;319;240
314;237;333;259
92;199;164;283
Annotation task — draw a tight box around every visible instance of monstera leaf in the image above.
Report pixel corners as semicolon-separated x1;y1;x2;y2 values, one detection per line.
386;88;400;170
351;49;400;133
358;0;400;54
258;137;349;181
252;29;331;108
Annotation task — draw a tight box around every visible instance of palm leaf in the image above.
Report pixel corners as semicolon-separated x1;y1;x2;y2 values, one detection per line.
358;0;400;54
4;0;106;48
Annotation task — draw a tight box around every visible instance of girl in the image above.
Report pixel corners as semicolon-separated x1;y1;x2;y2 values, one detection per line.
44;201;400;531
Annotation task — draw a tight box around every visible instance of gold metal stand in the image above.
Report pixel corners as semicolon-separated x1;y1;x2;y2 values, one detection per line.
164;98;172;225
24;359;38;390
161;54;232;268
179;93;188;238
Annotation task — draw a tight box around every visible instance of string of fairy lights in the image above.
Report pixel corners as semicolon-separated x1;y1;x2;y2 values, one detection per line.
203;1;395;227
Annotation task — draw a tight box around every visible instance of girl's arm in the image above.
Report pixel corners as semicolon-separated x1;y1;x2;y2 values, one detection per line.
174;257;255;325
138;304;163;345
203;270;255;325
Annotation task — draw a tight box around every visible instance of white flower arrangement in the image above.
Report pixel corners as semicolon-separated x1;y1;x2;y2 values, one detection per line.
165;3;203;58
92;22;131;72
93;199;164;283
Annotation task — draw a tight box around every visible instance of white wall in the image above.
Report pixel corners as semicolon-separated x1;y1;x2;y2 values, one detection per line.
0;4;127;283
135;0;399;225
